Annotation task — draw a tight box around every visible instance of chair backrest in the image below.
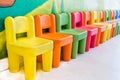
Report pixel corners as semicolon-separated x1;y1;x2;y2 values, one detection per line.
92;11;100;23
83;11;92;25
105;10;110;21
118;10;120;18
100;11;105;22
34;14;56;36
110;10;115;20
71;12;84;28
115;10;119;19
5;16;35;44
56;13;71;32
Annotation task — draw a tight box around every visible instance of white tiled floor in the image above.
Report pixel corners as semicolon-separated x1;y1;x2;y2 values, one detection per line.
0;35;120;80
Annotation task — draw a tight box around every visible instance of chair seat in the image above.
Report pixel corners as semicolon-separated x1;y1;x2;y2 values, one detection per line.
86;25;106;32
105;22;116;28
42;33;73;46
8;37;53;56
94;23;112;29
75;26;98;35
60;29;87;40
61;29;87;36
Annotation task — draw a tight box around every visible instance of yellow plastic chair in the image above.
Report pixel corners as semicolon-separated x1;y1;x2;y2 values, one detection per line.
94;23;112;41
5;16;53;80
91;11;100;23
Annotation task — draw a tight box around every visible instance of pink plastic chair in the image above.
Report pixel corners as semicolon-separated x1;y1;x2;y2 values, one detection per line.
71;12;98;52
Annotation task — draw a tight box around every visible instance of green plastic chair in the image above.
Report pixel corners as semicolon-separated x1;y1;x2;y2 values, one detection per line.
56;13;87;59
105;10;110;21
115;21;120;35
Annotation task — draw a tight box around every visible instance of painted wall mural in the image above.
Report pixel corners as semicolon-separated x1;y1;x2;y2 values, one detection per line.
0;0;15;7
0;0;53;59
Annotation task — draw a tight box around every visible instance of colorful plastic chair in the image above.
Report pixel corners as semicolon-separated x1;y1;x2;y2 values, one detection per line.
110;10;115;20
105;10;117;38
117;21;120;34
99;11;113;40
71;12;98;50
115;10;119;19
91;11;100;23
118;10;120;18
84;11;92;25
5;16;53;80
100;11;105;22
105;22;116;38
108;20;120;35
56;13;87;58
107;10;120;35
94;23;112;41
34;14;73;68
105;10;110;21
83;11;106;45
116;22;120;35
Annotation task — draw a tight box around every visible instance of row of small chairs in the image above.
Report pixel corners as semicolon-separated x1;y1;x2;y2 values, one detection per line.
89;10;120;22
4;10;120;80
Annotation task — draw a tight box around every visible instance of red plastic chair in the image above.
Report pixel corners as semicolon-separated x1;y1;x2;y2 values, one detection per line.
34;14;73;68
71;12;98;51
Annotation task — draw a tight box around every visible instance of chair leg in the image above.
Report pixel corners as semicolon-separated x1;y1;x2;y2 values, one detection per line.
100;31;105;43
78;38;86;54
90;34;97;48
111;27;115;38
42;50;52;72
8;50;20;72
107;29;111;40
114;24;119;36
62;43;72;61
71;41;79;59
113;28;116;37
85;35;91;52
23;56;36;80
96;30;101;46
104;30;108;42
53;44;61;68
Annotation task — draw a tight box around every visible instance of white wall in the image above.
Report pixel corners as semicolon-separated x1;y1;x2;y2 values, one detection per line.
53;0;120;13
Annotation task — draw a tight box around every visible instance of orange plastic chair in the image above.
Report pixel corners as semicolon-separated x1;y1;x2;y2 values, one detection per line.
110;10;115;20
34;14;73;68
5;16;53;80
86;25;106;45
100;11;105;22
84;11;92;25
